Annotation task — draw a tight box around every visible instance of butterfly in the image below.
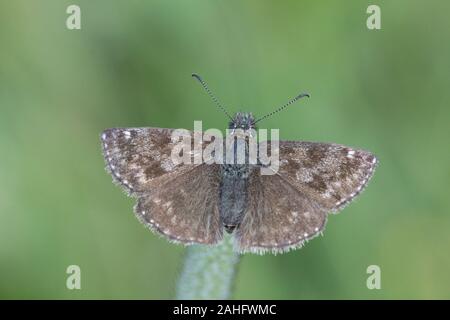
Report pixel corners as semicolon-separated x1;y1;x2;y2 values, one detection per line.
101;74;378;254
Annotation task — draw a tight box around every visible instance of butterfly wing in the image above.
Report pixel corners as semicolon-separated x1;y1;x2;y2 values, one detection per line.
235;170;328;254
276;141;378;212
101;127;195;194
236;141;377;254
101;127;223;244
135;163;223;244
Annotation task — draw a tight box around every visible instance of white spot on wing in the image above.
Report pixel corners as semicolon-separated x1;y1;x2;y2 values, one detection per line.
323;192;332;199
163;201;172;209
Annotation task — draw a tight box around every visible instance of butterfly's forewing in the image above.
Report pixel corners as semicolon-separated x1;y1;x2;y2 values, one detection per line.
276;141;378;212
101;127;194;193
101;127;223;245
236;170;328;254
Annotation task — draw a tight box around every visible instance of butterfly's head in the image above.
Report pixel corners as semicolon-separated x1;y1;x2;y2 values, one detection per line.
229;112;255;131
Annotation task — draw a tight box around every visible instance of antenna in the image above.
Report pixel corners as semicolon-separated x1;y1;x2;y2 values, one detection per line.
192;73;233;121
253;92;310;124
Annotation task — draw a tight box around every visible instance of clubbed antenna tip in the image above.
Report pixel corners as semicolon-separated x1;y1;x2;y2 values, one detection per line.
192;73;233;121
253;91;310;124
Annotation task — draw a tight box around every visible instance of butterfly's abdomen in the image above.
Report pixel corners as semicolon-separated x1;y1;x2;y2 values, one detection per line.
219;164;251;233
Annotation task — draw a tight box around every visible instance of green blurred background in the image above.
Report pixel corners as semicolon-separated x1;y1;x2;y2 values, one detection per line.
1;0;449;299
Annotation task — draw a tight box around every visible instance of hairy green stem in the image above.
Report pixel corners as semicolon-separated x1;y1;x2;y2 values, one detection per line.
175;234;240;299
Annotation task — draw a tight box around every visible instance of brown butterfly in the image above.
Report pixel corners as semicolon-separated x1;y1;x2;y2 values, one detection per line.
101;74;378;254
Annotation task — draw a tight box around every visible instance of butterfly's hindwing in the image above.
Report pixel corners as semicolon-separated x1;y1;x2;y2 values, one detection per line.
235;169;327;254
135;164;223;244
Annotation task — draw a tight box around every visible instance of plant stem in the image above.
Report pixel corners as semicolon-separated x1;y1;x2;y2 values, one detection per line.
175;234;240;299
